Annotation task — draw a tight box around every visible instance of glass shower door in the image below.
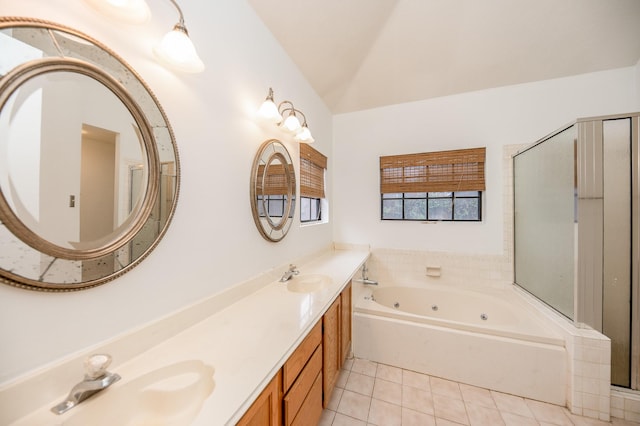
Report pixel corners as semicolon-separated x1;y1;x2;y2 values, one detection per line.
514;125;577;320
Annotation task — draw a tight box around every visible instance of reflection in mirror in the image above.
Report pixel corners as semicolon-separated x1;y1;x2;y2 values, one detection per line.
0;18;180;291
250;140;296;242
0;71;147;250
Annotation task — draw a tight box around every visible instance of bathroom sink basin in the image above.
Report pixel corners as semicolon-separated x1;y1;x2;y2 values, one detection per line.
287;274;332;293
63;360;215;426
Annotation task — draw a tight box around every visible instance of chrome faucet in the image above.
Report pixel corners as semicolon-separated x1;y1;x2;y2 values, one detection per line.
279;264;300;282
51;354;121;415
355;263;378;285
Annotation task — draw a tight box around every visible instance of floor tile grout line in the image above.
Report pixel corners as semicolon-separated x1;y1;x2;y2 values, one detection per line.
326;357;637;426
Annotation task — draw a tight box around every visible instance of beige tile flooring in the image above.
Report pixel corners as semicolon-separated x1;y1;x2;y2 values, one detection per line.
319;357;640;426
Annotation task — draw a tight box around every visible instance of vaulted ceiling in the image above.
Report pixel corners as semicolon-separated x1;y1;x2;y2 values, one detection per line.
248;0;640;114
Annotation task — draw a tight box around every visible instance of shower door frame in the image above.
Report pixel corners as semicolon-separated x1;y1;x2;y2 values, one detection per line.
631;114;639;390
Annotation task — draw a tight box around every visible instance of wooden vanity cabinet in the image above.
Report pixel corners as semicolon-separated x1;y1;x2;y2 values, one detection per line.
237;370;282;426
322;296;341;407
322;281;352;408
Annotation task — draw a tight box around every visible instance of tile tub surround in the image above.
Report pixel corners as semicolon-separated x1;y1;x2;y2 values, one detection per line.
320;357;640;426
612;388;640;423
365;248;513;291
1;246;369;425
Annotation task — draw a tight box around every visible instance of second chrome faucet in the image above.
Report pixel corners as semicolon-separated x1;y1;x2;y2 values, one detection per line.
355;263;378;285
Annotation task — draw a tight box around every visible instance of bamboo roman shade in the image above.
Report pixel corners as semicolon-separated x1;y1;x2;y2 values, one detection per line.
300;143;327;199
380;147;486;193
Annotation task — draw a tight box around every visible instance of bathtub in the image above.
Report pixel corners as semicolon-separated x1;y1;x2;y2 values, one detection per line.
353;285;567;405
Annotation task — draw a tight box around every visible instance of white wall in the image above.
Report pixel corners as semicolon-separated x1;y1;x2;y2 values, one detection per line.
0;0;333;384
333;67;639;255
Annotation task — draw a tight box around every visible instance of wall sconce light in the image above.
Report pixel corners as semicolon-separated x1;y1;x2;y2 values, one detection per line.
84;0;204;73
257;88;315;143
153;0;205;73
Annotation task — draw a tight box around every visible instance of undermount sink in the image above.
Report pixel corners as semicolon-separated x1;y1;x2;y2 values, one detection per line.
286;274;332;293
63;360;215;426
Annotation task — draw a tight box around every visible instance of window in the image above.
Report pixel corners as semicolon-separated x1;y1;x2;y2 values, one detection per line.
380;147;485;221
300;197;321;222
382;191;482;221
300;143;327;223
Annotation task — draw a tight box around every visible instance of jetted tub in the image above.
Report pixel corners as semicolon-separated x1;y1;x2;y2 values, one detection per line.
353;285;567;405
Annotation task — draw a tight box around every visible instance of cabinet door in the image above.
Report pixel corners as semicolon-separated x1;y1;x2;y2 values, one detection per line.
323;296;341;408
340;281;352;364
284;346;322;425
237;370;282;426
291;372;323;426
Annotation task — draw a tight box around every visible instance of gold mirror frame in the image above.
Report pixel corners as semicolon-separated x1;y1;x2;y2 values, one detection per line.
0;17;180;291
250;139;296;242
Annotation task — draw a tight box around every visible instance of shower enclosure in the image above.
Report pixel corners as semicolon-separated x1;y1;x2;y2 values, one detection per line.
514;113;639;389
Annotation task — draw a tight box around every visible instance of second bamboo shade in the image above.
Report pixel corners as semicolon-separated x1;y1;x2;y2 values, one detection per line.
380;147;486;194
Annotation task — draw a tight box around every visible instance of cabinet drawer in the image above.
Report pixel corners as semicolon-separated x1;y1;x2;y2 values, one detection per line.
283;321;322;391
283;346;322;425
291;372;323;426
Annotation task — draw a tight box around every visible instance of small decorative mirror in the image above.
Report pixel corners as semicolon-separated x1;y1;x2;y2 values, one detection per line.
0;18;180;291
250;139;296;242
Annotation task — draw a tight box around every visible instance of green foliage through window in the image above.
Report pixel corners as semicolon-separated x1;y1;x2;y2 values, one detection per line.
381;191;481;221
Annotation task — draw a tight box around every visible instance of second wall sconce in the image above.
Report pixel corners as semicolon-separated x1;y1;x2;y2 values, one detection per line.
84;0;204;73
258;88;315;143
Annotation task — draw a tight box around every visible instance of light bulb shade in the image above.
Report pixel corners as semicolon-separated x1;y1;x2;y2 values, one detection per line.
295;126;314;143
84;0;151;24
153;27;205;73
258;99;283;124
282;114;302;133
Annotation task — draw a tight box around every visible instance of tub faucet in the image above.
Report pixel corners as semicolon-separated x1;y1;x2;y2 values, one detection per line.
279;264;300;282
51;354;121;415
355;264;378;285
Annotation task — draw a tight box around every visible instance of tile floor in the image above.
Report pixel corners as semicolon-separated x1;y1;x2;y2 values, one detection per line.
319;357;640;426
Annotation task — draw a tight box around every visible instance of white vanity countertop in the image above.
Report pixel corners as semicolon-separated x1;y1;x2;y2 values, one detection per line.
12;247;369;426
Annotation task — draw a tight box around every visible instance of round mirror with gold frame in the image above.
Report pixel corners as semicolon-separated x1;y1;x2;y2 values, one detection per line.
250;139;296;242
0;17;180;291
